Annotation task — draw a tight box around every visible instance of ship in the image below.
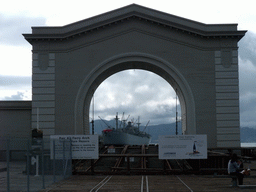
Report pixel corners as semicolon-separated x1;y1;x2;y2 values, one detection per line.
101;114;152;145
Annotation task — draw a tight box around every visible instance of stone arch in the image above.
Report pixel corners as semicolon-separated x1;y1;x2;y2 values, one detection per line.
24;4;246;148
74;52;196;135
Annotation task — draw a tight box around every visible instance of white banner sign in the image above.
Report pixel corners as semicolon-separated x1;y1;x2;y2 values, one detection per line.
159;135;207;159
50;135;98;159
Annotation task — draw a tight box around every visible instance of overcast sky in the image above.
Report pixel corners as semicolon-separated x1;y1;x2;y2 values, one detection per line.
1;0;256;127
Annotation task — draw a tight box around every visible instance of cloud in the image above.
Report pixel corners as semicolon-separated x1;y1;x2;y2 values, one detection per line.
0;75;31;100
238;31;256;127
239;31;256;66
3;91;30;100
92;70;180;125
0;75;31;87
0;14;46;46
239;32;256;100
0;45;32;76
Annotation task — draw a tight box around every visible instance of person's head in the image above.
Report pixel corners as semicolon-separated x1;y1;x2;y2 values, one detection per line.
231;153;238;162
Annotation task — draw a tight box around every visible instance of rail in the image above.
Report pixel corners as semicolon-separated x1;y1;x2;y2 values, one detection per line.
141;145;146;170
89;175;194;191
112;145;129;172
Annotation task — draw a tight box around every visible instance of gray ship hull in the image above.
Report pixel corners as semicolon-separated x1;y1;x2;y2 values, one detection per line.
103;130;151;145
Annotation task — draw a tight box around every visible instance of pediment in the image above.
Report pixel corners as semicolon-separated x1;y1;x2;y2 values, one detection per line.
23;4;246;43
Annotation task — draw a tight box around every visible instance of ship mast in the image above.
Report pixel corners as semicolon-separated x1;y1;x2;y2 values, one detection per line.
115;112;119;129
119;112;124;128
136;116;141;129
122;113;130;128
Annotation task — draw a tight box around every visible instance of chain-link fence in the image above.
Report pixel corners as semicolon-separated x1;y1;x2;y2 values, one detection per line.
0;137;72;192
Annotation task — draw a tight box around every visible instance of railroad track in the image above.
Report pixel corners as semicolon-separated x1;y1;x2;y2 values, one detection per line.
112;145;129;172
88;175;194;192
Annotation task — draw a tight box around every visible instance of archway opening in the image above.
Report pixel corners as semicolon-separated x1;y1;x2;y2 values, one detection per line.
89;69;183;143
75;53;196;136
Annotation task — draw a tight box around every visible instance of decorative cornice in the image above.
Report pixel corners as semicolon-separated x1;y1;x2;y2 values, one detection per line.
23;4;247;43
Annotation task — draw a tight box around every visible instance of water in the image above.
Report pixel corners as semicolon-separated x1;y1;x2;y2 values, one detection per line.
241;143;256;147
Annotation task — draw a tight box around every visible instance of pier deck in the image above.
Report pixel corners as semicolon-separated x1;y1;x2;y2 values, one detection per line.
40;174;256;192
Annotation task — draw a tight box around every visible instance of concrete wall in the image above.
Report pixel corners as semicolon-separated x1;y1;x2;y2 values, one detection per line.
0;101;32;142
0;101;31;160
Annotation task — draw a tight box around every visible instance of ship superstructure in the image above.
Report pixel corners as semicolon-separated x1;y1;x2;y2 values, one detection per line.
102;114;151;145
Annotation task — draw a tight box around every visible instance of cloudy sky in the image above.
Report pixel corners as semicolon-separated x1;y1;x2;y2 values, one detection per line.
1;0;256;127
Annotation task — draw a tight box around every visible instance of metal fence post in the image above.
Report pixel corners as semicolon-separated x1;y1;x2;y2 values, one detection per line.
6;137;10;192
42;139;45;189
63;140;66;179
53;139;56;183
27;139;30;192
69;138;72;176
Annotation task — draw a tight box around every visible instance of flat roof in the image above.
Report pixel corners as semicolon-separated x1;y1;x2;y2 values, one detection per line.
0;101;32;110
